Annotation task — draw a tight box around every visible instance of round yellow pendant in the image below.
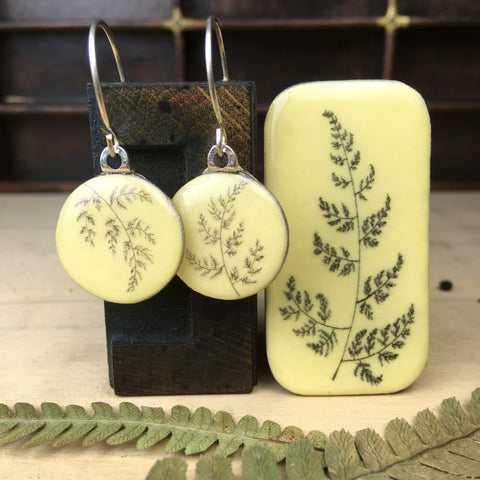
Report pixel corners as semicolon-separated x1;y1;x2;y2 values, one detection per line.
173;171;289;300
56;174;184;304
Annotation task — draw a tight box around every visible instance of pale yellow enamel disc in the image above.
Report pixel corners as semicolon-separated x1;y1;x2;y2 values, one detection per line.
173;171;288;300
56;174;184;304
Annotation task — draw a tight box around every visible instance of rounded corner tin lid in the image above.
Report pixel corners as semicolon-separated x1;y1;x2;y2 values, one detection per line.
264;80;430;395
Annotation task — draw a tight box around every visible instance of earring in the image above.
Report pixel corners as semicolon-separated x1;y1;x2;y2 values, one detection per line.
56;20;184;304
172;17;288;300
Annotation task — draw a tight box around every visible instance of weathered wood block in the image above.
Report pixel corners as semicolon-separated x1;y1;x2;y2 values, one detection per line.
87;81;257;395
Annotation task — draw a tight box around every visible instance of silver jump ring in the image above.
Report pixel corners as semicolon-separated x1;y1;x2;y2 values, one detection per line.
207;144;239;171
88;19;126;157
205;16;230;152
100;145;130;173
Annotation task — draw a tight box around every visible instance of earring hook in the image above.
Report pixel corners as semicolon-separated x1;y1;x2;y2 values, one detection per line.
205;16;230;153
88;19;126;157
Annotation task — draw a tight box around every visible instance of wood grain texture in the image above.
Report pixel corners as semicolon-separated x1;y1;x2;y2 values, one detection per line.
0;191;479;478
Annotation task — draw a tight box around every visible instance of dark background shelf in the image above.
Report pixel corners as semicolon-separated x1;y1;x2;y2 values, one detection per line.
1;0;480;190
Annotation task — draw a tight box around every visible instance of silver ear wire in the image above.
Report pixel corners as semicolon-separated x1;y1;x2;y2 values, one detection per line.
205;16;230;154
88;19;125;157
88;19;130;172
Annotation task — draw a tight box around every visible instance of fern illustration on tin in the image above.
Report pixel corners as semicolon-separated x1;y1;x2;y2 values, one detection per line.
280;110;414;385
75;184;156;293
185;181;265;297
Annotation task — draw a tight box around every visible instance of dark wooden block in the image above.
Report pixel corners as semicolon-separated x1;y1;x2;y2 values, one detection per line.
111;292;257;395
87;81;257;395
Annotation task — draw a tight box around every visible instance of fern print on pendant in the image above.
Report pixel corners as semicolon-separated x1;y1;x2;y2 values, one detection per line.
173;172;288;300
184;181;265;296
264;81;430;395
76;183;156;293
56;174;184;304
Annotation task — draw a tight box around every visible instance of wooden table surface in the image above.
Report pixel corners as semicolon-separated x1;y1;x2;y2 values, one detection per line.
1;191;479;479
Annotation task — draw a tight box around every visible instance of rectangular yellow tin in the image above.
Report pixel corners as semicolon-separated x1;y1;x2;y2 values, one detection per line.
264;81;430;395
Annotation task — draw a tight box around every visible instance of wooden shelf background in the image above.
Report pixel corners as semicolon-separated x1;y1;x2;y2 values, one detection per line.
1;0;480;191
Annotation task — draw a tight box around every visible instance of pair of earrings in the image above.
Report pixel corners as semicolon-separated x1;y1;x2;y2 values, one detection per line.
56;17;289;304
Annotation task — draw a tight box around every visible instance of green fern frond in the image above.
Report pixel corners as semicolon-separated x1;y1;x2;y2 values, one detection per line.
241;445;281;480
146;457;187;480
285;438;327;480
0;402;302;459
2;389;480;480
195;452;234;480
143;387;480;479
